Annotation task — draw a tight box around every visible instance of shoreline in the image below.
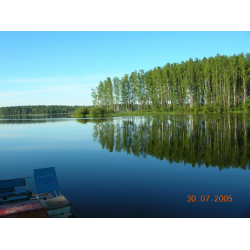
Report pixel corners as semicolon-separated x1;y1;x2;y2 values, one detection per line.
1;111;249;118
74;110;249;118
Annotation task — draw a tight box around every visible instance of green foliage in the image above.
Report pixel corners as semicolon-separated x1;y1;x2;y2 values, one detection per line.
105;109;115;114
193;101;199;113
176;106;185;113
91;53;250;115
89;107;107;117
203;104;212;114
237;103;244;111
75;107;89;116
189;107;194;113
167;105;174;112
245;96;250;111
152;108;161;112
184;106;191;113
152;102;160;111
230;104;238;112
213;102;221;113
133;110;144;114
160;107;168;112
183;105;190;113
221;106;228;113
145;105;151;112
0;105;90;115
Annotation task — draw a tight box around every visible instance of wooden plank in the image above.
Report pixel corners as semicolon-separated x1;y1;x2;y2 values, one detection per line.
35;182;60;194
35;175;58;186
0;187;15;194
0;195;30;203
0;190;32;198
34;167;56;177
0;178;26;189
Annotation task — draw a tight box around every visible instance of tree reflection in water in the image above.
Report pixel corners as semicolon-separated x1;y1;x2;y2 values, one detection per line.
77;114;250;170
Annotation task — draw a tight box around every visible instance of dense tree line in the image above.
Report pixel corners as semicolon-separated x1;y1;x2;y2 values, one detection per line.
91;53;250;113
0;105;92;115
77;114;250;170
0;114;72;124
75;106;115;117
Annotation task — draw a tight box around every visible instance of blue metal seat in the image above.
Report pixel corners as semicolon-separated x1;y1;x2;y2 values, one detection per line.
0;178;32;203
33;167;60;198
33;167;71;217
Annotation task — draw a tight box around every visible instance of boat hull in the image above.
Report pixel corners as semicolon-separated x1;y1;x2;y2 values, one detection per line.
0;200;49;218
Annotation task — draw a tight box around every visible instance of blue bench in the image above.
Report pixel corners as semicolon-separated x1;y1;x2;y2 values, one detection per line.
0;178;32;203
34;167;60;198
33;167;71;217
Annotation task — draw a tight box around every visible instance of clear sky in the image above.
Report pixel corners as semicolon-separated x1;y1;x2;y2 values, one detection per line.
0;31;249;107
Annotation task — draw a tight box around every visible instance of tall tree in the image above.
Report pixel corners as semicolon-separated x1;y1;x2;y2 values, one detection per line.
113;77;121;111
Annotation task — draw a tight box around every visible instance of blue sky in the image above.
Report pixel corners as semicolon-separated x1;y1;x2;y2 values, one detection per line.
0;31;249;107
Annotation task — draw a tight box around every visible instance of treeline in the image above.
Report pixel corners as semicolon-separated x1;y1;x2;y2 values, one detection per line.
80;115;250;170
75;106;114;117
91;53;250;113
0;114;72;124
0;105;92;115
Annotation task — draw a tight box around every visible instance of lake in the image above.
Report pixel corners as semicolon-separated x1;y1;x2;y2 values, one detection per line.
0;113;250;217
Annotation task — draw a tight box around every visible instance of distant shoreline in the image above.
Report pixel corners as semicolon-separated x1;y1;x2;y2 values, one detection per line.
1;110;249;118
0;113;74;116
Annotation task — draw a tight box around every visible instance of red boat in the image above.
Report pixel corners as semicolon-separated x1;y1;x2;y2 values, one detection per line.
0;200;50;218
0;167;74;218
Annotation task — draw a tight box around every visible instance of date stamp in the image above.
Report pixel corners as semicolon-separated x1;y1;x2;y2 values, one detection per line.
187;195;232;202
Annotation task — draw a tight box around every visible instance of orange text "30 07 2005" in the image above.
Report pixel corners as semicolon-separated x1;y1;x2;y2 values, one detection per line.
187;195;233;202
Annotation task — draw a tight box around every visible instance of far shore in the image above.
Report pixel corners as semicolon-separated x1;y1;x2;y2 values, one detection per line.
72;110;249;118
1;110;249;118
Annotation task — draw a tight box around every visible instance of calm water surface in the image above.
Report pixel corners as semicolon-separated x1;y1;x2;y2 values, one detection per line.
1;113;250;217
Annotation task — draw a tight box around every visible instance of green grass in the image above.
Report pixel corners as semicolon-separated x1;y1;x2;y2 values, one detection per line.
72;110;250;118
70;109;250;116
108;110;250;117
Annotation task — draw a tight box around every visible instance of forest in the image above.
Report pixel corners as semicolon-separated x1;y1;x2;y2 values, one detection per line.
0;105;90;115
91;53;250;113
0;114;71;124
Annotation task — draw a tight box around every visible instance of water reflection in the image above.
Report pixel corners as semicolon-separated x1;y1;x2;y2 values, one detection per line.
77;114;250;170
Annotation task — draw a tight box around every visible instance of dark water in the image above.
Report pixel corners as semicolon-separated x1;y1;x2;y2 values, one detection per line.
1;113;250;217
